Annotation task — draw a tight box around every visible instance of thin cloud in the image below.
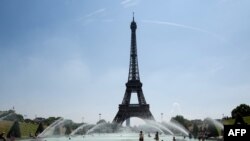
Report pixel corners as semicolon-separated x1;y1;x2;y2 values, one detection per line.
85;8;106;18
121;0;133;5
142;20;225;42
102;19;114;23
121;0;140;8
76;8;107;25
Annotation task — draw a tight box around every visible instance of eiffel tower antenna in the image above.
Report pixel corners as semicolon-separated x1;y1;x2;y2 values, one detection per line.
133;12;134;21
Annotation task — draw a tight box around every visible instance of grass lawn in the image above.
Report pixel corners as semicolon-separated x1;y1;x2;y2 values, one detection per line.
0;120;13;133
0;121;38;138
223;116;250;125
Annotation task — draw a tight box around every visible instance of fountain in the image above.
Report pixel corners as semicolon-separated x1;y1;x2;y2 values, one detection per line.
206;117;223;130
70;123;94;135
86;122;113;134
204;117;224;138
145;120;174;135
10;116;222;141
2;112;222;141
38;118;73;138
0;110;221;141
162;120;189;136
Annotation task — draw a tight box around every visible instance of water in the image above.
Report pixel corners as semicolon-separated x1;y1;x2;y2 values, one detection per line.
86;122;109;134
37;119;190;138
70;120;177;136
38;118;72;138
32;117;222;141
21;134;220;141
145;120;174;135
70;123;94;135
205;117;224;136
162;120;189;136
206;118;223;130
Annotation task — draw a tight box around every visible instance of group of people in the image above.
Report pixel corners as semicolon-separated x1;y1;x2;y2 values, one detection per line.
139;131;158;141
139;131;176;141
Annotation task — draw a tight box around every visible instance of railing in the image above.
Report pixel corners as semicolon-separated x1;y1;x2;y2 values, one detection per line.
119;104;149;108
128;104;140;107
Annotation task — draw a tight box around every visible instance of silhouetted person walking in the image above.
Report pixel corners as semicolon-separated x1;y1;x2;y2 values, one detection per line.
139;131;144;141
154;132;159;141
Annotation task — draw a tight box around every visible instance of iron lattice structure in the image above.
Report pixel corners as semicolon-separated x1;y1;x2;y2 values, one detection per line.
113;16;155;126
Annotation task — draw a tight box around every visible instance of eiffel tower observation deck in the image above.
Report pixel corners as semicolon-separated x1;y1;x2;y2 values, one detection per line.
113;14;155;126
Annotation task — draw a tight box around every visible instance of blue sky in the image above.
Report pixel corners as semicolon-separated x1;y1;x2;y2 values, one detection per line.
0;0;250;124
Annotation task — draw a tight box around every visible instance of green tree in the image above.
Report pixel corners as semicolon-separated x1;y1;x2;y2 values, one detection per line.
171;115;191;129
231;104;250;118
4;113;24;122
65;126;72;135
43;117;61;126
35;123;44;136
97;119;106;124
64;120;73;135
204;119;219;137
7;121;21;138
24;118;35;124
15;114;24;122
192;123;199;138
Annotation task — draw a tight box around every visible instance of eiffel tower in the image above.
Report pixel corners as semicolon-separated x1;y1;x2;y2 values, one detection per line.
113;15;155;126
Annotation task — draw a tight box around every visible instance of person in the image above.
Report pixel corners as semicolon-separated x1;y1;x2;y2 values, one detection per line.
139;131;144;141
154;132;159;141
0;132;6;141
148;133;151;137
173;136;176;141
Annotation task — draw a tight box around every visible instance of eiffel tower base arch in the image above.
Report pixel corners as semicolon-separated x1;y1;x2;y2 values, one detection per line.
113;104;155;125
